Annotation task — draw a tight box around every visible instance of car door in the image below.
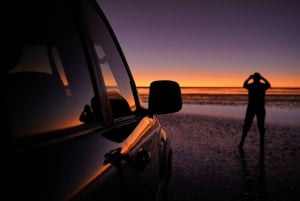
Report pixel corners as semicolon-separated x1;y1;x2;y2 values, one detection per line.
5;0;134;200
80;1;163;200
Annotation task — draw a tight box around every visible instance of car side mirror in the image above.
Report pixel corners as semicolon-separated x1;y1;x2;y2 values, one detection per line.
148;80;182;115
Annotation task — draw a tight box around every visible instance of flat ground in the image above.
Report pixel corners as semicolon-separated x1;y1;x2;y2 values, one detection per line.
157;113;300;201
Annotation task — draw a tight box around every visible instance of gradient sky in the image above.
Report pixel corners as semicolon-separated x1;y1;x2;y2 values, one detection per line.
98;0;300;87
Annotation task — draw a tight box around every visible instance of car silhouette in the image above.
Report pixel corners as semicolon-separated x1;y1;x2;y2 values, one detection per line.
4;0;182;200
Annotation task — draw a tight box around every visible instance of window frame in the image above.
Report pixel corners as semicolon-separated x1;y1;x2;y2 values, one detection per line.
76;0;144;125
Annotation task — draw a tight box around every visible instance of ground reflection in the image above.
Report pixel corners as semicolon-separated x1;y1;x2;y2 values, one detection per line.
239;149;265;201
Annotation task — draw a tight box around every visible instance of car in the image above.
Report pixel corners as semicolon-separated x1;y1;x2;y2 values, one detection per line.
4;0;182;200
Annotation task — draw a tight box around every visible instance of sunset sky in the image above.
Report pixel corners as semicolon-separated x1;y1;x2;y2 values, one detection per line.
98;0;300;87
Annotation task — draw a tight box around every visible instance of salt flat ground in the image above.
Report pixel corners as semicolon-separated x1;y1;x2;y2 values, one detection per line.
157;113;300;201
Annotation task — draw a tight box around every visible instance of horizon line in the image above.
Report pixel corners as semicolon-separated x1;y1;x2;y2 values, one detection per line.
136;85;300;88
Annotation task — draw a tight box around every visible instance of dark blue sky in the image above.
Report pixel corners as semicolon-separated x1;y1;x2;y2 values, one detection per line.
98;0;300;87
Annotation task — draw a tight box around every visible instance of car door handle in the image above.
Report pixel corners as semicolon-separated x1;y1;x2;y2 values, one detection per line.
104;148;128;166
135;148;151;170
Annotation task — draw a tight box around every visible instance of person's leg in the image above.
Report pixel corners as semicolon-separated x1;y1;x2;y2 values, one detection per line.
257;108;266;153
239;108;255;148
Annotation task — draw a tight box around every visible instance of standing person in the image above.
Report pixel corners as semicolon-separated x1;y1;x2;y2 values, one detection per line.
239;72;271;152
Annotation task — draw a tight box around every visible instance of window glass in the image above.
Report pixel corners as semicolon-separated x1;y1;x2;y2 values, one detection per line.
83;2;136;119
6;2;98;138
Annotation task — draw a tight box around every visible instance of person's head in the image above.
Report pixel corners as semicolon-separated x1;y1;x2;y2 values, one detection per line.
253;72;261;82
84;104;92;112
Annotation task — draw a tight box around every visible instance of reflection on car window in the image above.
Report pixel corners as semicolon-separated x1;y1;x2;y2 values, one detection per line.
9;45;53;74
52;47;71;95
83;2;137;119
6;3;100;138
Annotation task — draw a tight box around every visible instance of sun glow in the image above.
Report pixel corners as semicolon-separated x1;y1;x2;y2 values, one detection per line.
132;69;300;88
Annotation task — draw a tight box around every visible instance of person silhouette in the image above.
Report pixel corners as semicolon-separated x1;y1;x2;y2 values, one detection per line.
79;104;95;124
239;72;271;152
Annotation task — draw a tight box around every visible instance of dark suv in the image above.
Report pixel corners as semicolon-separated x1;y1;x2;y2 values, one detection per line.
4;0;182;200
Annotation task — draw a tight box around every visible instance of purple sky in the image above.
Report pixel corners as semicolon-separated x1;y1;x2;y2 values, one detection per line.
98;0;300;87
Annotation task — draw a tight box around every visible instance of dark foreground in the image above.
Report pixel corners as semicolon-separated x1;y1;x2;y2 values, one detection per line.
157;113;300;201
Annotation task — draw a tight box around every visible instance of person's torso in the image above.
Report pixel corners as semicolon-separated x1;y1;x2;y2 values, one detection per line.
247;83;267;108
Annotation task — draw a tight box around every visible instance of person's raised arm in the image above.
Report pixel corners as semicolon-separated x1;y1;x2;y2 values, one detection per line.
260;75;271;89
243;75;253;88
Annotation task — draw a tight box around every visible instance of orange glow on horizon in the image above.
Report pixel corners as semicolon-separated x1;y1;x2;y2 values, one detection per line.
132;71;300;88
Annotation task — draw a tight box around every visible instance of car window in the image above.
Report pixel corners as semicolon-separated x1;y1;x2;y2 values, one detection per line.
6;1;100;138
82;1;137;119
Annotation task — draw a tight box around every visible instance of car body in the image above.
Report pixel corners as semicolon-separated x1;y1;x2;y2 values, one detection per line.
4;0;182;200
